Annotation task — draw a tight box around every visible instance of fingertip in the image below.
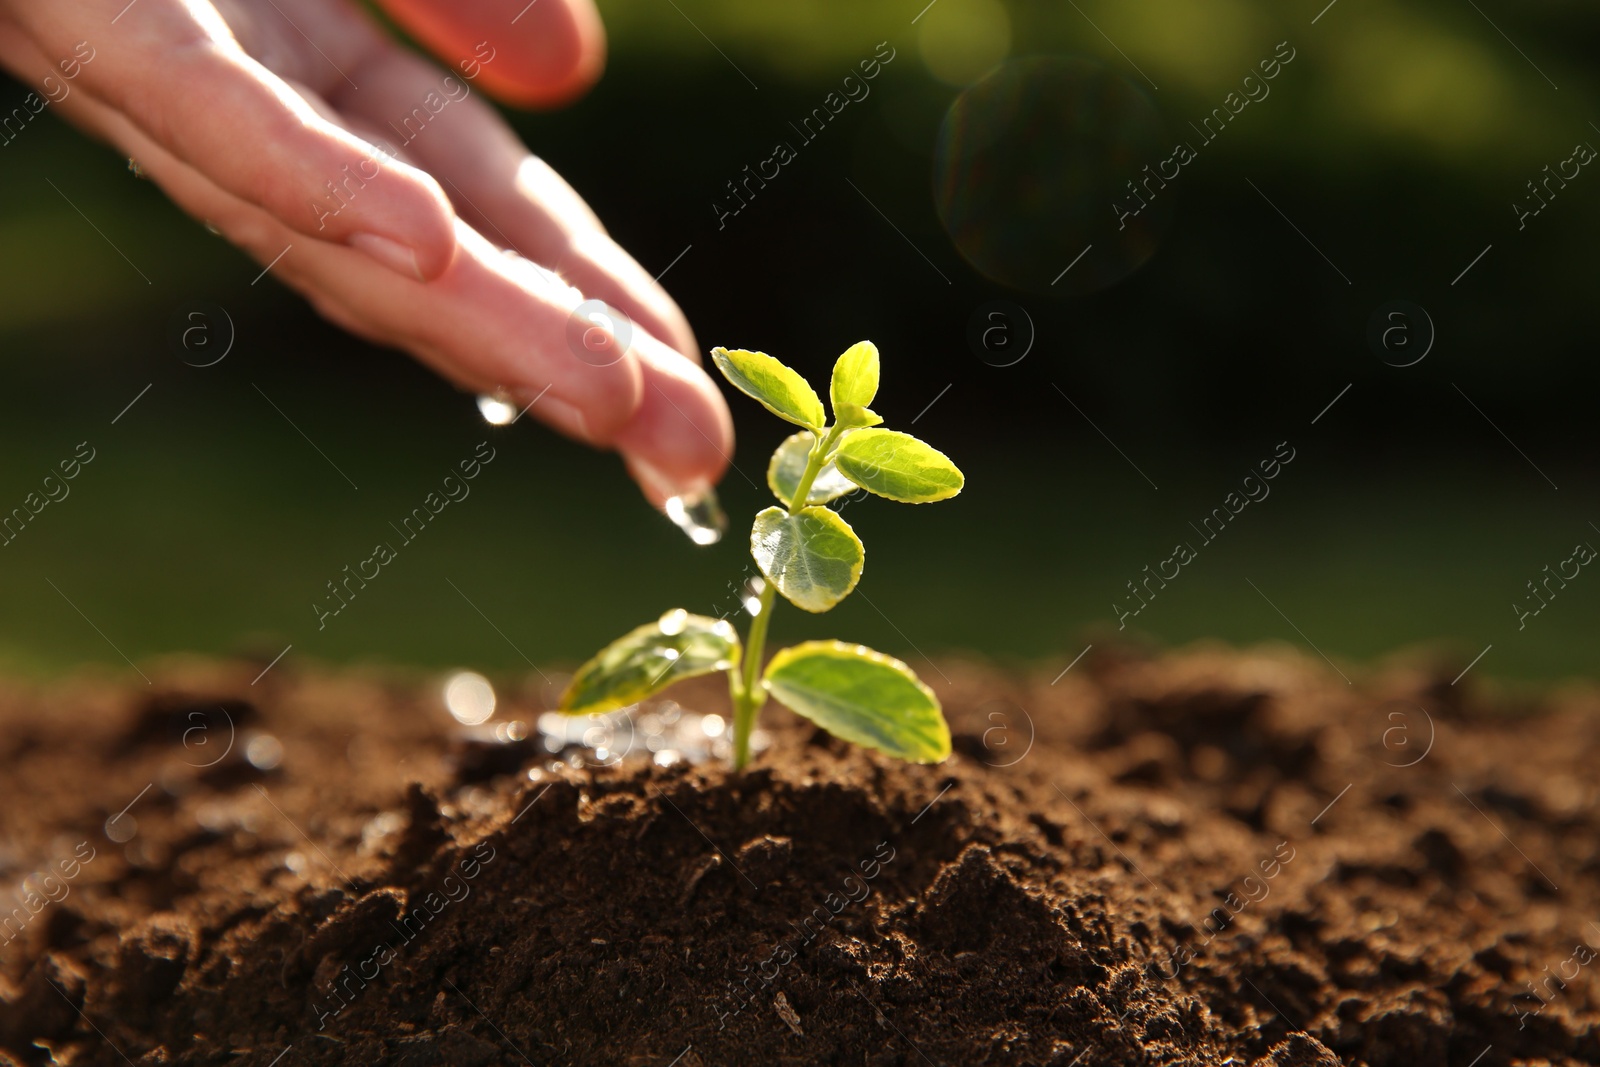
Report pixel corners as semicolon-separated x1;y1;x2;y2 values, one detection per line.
622;455;678;509
393;224;646;442
483;323;645;448
485;0;606;108
546;354;644;447
375;0;607;109
613;336;735;503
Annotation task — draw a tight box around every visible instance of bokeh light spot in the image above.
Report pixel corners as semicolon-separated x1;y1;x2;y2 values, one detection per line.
919;0;1011;87
444;671;497;725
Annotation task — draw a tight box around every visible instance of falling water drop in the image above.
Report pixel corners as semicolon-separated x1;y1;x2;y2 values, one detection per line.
476;390;518;426
664;489;727;546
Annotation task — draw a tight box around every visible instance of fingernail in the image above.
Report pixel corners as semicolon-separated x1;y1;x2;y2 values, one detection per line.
349;234;423;280
628;454;710;505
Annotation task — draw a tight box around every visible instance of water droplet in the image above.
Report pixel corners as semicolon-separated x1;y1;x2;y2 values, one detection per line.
700;714;726;738
246;733;284;770
742;575;767;616
476;390;518;426
664;489;727;546
444;671;497;725
105;813;137;843
658;608;689;636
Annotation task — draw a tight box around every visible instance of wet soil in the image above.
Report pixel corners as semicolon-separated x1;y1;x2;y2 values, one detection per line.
0;644;1596;1066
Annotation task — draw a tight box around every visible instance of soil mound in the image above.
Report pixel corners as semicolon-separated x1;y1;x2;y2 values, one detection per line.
0;646;1595;1066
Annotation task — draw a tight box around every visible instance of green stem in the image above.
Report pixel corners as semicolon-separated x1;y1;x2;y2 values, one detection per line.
731;581;776;769
730;424;843;770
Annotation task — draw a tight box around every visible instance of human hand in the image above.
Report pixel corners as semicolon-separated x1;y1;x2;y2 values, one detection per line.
0;0;733;505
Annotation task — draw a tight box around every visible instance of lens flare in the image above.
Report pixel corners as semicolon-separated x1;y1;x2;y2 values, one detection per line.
934;57;1172;296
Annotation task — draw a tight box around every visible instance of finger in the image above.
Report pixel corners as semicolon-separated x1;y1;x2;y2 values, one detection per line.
1;27;728;501
372;0;605;108
615;340;736;507
18;62;642;444
334;44;698;359
13;0;458;279
304;221;651;446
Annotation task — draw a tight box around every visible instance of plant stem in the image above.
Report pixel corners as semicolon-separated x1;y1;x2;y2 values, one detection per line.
731;581;776;769
730;424;843;770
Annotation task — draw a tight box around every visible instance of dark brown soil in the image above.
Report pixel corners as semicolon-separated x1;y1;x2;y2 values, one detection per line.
1;645;1597;1066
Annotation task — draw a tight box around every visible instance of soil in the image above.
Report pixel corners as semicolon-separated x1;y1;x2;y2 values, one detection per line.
0;644;1597;1067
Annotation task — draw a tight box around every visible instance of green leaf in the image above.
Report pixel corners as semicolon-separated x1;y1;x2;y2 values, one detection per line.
767;431;857;507
750;505;864;613
834;429;964;503
834;402;884;429
763;640;950;763
830;341;880;413
710;347;826;430
560;609;741;715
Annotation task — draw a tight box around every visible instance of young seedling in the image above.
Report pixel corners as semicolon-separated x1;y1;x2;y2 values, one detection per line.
558;341;964;769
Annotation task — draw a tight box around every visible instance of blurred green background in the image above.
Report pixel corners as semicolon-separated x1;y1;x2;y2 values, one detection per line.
1;0;1596;685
